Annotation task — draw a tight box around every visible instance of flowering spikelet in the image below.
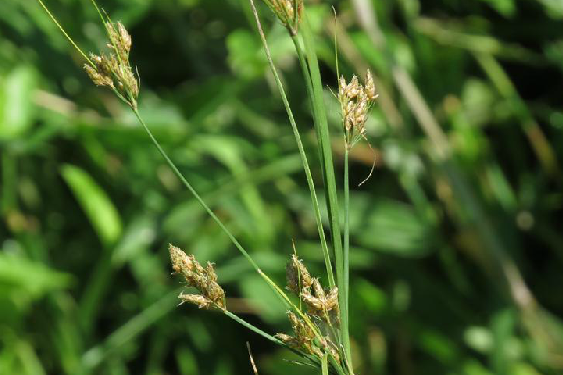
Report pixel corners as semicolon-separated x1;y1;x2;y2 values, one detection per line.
338;70;378;149
284;252;339;323
169;244;226;310
83;21;139;109
286;254;313;294
276;311;320;356
262;0;303;35
301;278;339;323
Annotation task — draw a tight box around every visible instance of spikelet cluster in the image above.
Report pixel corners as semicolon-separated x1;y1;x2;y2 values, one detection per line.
339;70;378;149
169;244;226;310
262;0;303;35
276;311;320;356
276;254;340;360
83;21;139;109
286;255;339;322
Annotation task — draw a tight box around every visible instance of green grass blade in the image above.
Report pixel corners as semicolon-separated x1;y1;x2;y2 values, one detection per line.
299;12;350;366
82;289;180;370
247;0;335;288
343;149;350;326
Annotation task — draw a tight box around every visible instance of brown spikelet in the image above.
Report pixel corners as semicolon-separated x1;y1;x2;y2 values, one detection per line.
338;70;378;149
178;293;212;309
169;244;226;310
262;0;303;34
83;21;139;109
286;254;312;294
365;70;378;101
301;278;339;323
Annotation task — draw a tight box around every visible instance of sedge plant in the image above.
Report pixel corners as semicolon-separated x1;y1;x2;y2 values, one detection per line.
35;0;378;373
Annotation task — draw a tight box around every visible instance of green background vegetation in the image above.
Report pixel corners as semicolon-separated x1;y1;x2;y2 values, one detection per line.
1;0;563;374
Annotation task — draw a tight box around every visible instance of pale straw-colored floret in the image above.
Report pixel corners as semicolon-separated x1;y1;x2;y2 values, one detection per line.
338;69;378;149
301;278;339;322
170;244;226;310
262;0;303;34
286;254;313;294
83;21;139;109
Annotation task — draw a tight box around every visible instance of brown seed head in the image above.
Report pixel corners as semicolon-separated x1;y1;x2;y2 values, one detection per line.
117;22;132;54
83;64;113;88
338;70;378;148
178;293;213;309
286;254;312;294
84;22;138;108
262;0;303;34
169;244;191;274
301;279;339;323
365;70;378;100
170;244;226;309
275;333;295;345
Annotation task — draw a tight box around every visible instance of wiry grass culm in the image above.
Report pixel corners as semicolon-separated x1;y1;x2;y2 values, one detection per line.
34;0;380;373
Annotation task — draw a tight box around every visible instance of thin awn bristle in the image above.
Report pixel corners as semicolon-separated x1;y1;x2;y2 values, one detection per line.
246;342;259;375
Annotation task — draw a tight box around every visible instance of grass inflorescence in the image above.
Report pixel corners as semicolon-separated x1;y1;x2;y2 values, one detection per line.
34;0;379;373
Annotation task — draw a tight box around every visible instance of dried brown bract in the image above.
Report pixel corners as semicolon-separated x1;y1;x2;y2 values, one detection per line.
83;21;139;109
170;244;226;310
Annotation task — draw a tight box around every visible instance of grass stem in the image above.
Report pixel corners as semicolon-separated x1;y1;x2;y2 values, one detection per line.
299;13;351;368
131;108;293;311
343;147;350;325
248;0;335;288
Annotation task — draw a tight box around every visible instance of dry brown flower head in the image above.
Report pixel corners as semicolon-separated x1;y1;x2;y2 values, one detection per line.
276;311;320;356
286;254;313;294
83;21;139;109
301;278;339;323
338;70;378;149
169;244;226;310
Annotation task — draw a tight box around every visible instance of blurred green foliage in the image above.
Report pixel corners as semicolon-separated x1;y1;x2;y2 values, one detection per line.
1;0;563;374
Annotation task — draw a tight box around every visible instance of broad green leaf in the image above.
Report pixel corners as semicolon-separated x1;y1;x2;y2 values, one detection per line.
537;0;563;17
479;0;515;17
227;30;264;78
112;216;156;266
0;65;36;140
61;164;122;245
355;198;432;256
355;278;387;314
176;346;198;375
0;253;71;298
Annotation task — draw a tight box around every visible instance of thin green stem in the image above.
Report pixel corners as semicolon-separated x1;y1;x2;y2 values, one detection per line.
299;13;350;367
291;36;324;184
133;105;324;344
223;310;282;345
132;108;254;265
322;354;329;375
131;108;291;309
248;0;335;288
224;310;322;369
329;355;348;375
343;147;350;322
35;0;93;66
